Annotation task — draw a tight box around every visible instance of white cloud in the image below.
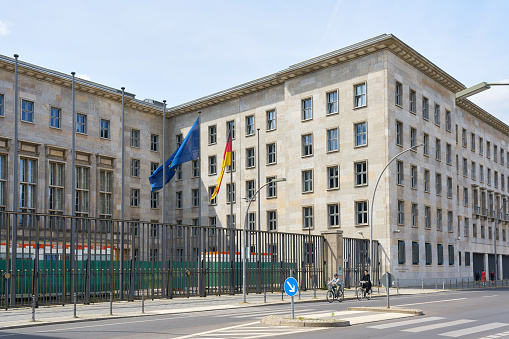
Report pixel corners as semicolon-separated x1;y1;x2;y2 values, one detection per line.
76;73;91;81
0;20;10;36
468;79;509;125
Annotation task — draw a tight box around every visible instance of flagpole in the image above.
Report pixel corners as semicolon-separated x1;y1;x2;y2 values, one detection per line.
120;87;125;300
162;101;166;225
70;71;76;300
257;128;260;231
198;111;201;226
11;54;19;306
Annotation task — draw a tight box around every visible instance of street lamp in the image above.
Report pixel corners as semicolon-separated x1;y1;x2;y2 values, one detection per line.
243;177;286;303
369;144;423;285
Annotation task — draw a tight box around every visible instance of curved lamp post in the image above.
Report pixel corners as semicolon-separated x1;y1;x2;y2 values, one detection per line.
243;177;286;303
369;144;423;283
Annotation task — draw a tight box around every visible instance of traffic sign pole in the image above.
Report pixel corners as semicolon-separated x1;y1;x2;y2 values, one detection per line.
291;296;294;319
284;277;298;319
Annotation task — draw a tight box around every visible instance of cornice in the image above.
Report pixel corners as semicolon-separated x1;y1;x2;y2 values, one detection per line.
456;99;509;136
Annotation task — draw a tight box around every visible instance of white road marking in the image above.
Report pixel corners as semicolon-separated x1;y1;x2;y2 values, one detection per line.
368;316;446;329
396;298;467;307
440;323;509;337
479;330;509;339
402;319;476;333
173;321;261;339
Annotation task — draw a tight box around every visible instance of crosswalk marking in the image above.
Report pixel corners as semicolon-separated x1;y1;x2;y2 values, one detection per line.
439;323;509;337
368;316;445;329
479;330;509;339
397;298;467;307
402;319;476;333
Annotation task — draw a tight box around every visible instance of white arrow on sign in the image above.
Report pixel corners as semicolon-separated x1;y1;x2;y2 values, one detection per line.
286;280;296;293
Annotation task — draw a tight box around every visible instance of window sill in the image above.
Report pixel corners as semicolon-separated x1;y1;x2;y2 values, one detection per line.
49;126;62;130
327;149;339;154
354;144;368;149
301;118;313;122
353;105;367;110
326;112;339;116
355;184;368;188
355;223;369;227
327;187;339;191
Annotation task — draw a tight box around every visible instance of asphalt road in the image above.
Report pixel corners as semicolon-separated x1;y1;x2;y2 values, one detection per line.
1;288;508;339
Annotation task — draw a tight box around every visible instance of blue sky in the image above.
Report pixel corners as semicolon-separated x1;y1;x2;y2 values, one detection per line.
1;0;508;122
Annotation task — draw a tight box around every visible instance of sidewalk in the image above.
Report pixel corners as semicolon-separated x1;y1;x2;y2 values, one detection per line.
0;287;442;330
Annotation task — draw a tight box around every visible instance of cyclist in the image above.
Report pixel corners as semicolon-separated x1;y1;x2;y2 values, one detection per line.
360;270;372;296
327;273;342;294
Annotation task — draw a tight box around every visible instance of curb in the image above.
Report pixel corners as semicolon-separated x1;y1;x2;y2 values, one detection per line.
261;315;350;328
348;306;423;315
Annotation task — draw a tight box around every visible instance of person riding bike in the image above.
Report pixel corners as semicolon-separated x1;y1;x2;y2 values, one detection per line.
327;273;342;293
360;270;372;295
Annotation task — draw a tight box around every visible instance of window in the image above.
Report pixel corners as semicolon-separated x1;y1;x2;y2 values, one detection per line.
246;180;256;200
100;119;110;139
471;161;476;180
302;206;313;228
463;187;469;207
464;218;470;237
327;91;338;114
355;201;368;225
266;177;277;198
409;90;416;113
99;170;112;217
267;211;277;231
354;83;366;108
328;203;340;227
422;97;429;120
176;134;183;147
396;121;403;146
448;245;454;266
0;94;3;116
208;125;217;144
246;148;255;168
471;133;475;152
397;161;404;185
355;161;367;186
436;173;442;195
302;170;313;192
395;82;402;106
227;151;235;172
423;133;429;155
150;191;159;209
434;104;440;126
208;186;216;205
267;143;276;164
226;183;236;203
302;98;312;120
435;138;441;161
302;134;313;156
245;115;255;136
192;159;199;177
495;171;499;188
437;208;442;231
327;128;339;152
21;100;34;122
411;165;417;189
502;149;505;165
266;110;276;131
412;242;419;265
502;175;505;191
327;166;339;189
151;134;159;152
50;107;61;128
425;243;432;265
411;203;418;227
424;169;430;192
479;137;483;154
131;129;140;147
0;155;6;210
425;206;431;229
192;189;200;207
410;127;416;148
494;145;498;162
226;120;235;139
480;165;484;182
398;200;405;225
354;122;367;146
447;177;452;198
131;159;140;177
208;156;217;175
48;162;64;214
487;141;491;158
176;191;182;209
465;252;471;266
176;164;182;180
445;110;451;131
446;143;452;164
75;166;88;216
130;188;139;207
209;216;217;229
437;244;444;266
487;168;491;185
77;113;87;134
398;240;405;264
463;157;468;177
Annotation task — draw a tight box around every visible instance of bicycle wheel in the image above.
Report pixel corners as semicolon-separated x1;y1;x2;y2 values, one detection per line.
356;286;363;301
327;290;334;303
366;289;372;300
337;289;344;302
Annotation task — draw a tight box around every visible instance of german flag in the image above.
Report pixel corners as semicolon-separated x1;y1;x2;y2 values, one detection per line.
210;132;232;200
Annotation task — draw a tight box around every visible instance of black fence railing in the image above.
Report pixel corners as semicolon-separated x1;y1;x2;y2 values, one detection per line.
343;237;381;288
0;211;325;308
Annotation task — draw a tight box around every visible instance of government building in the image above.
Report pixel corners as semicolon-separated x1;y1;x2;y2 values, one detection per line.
1;34;508;281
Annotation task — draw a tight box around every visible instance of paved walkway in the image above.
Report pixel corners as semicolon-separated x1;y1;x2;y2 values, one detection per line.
0;287;442;329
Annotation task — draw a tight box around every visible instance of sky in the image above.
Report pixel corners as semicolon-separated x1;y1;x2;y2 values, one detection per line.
1;0;508;122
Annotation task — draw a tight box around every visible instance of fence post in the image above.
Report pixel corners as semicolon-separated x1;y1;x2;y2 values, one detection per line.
110;292;113;316
313;281;316;299
397;279;399;294
30;295;35;322
73;293;77;318
443;279;445;290
281;287;284;301
142;294;145;314
264;286;266;303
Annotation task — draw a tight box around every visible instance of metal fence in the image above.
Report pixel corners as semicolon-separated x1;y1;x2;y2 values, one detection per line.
394;277;509;289
0;211;325;308
343;237;381;288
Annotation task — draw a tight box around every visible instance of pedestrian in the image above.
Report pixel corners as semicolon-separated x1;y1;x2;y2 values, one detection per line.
475;269;480;285
490;271;495;285
481;269;486;286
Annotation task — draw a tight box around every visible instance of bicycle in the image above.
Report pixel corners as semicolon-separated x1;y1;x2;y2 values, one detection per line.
356;281;372;301
326;283;344;302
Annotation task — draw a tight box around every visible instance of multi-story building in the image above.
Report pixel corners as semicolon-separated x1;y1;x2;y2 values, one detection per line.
0;34;508;280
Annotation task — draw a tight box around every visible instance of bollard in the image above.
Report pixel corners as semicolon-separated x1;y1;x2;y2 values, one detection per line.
110;292;113;316
142;294;145;314
298;289;301;300
443;279;445;290
31;295;36;322
264;286;266;303
397;279;399;294
73;293;77;318
313;282;316;299
281;288;284;301
422;279;424;290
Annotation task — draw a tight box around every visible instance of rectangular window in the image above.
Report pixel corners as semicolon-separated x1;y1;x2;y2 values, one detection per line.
266;110;276;131
471;133;476;152
436;173;442;195
412;242;419;265
226;183;236;203
302;170;313;192
465;252;471;266
463;157;468;177
398;200;405;225
226;120;235;139
246;180;256;200
445;110;451;131
130;188;139;207
327;91;338;114
131;129;140;147
227;151;235;172
208;125;217;144
396;121;403;146
494;145;498;162
327;166;339;189
464;187;469;207
302;98;312;120
398;240;405;264
77;113;87;134
409;90;416;113
48;162;64;214
75;166;88;216
446;143;452;164
208;186;216;205
397;161;404;185
267;211;277;231
447;177;452;198
395;82;402;106
176;164;182;180
328;203;340;227
245;115;255;136
411;203;418;227
495;171;498;188
479;137;483;154
267;143;276;164
502;149;505;165
422;97;429;120
435;138;441;161
487;168;491;185
246;148;255;168
425;243;432;265
480;165;484;182
302;134;313;156
192;159;199;177
266;177;277;198
21;100;34;122
487;141;491;158
423;133;429;155
302;206;313;229
354;122;367;147
425;206;431;229
50;107;61;128
354;83;366;108
471;161;476;180
464;217;470;237
99;170;112;217
355;161;367;186
434;104;440;126
437;208;442;230
100;119;110;139
448;245;454;266
411;165;417;189
424;169;430;192
0;94;3;116
208;156;217;175
131;159;140;177
176;134;183;147
150;191;159;209
176;191;182;209
327;128;339;152
151;134;159;152
437;244;444;266
0;155;6;209
192;189;200;207
355;201;368;225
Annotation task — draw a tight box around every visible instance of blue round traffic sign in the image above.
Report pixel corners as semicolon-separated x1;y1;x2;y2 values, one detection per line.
284;277;299;297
